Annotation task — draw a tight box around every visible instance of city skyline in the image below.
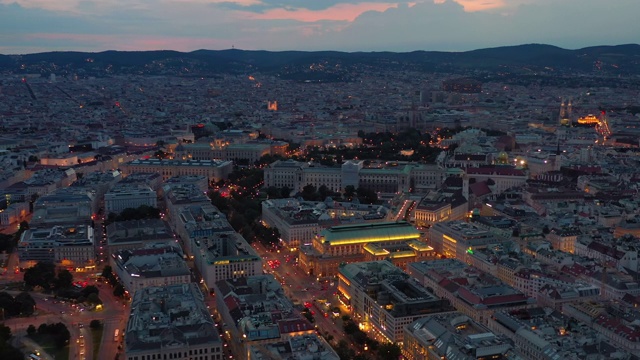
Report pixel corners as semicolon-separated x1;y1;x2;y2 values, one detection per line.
1;0;639;55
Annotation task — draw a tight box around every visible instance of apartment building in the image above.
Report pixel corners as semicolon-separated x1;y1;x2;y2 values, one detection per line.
124;283;222;360
338;261;453;343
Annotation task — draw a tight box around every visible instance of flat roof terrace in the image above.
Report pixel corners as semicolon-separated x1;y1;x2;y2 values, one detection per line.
319;221;420;246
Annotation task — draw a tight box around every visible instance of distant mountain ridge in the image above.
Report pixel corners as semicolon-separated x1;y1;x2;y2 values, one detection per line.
1;44;639;77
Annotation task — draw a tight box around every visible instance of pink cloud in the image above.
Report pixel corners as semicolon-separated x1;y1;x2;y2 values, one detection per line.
242;2;399;22
434;0;507;11
456;0;507;11
23;33;237;51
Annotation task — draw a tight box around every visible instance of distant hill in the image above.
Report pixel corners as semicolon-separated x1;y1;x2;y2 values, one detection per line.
2;44;639;78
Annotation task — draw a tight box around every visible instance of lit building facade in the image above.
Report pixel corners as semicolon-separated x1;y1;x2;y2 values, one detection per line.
174;142;273;163
104;185;157;215
192;231;262;292
18;225;95;270
338;261;453;343
413;190;468;227
429;221;504;260
299;221;422;277
264;160;446;194
122;158;233;183
407;259;535;325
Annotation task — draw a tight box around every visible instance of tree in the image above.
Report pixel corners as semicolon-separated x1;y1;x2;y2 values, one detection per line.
87;293;102;305
51;322;71;348
344;185;356;201
376;343;401;360
82;285;99;297
356;187;378;204
15;292;35;315
352;330;368;344
23;262;56;291
113;284;125;298
287;142;301;153
0;324;22;360
253;223;280;246
302;309;314;323
116;205;161;221
280;186;292;198
0;324;11;341
343;321;358;335
318;185;330;200
208;191;229;212
26;325;36;336
90;320;102;329
154;149;168;159
265;186;281;199
19;220;29;230
101;266;113;279
335;340;355;360
106;212;118;223
0;292;17;318
56;269;74;289
0;233;16;253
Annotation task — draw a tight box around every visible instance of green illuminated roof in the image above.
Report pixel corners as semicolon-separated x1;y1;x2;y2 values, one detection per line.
320;221;420;246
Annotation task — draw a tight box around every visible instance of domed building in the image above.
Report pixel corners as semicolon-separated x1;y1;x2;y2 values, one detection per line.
496;151;509;165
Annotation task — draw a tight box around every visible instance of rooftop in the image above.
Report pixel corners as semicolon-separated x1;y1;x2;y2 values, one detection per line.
494;306;637;359
249;334;339;360
215;275;312;341
340;261;452;317
19;224;94;247
107;219;174;245
125;283;220;353
406;312;515;360
193;231;260;265
319;221;419;246
112;243;190;279
411;259;532;308
128;158;232;167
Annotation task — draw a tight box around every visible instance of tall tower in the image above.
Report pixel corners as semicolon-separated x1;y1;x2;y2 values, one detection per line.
559;99;570;127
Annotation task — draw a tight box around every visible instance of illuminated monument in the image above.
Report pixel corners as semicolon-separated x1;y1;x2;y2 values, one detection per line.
559;98;572;127
298;221;434;277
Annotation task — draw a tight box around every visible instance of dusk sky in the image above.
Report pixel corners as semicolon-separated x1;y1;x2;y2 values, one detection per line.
1;0;638;54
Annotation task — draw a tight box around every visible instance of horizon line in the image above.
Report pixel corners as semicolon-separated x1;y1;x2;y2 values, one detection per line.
2;43;640;57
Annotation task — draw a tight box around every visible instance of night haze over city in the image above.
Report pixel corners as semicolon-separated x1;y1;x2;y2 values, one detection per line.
1;0;640;53
2;1;640;360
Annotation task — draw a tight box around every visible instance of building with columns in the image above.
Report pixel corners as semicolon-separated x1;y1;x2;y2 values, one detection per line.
264;160;446;194
122;158;233;183
299;221;423;277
